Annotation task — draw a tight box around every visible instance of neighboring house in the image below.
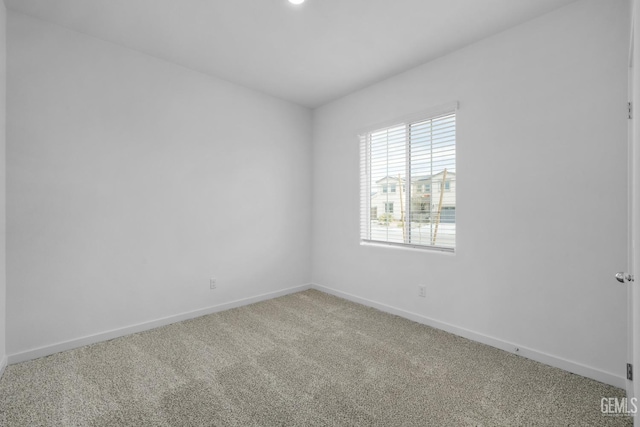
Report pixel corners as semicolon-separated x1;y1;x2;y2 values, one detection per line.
371;171;456;223
370;176;406;222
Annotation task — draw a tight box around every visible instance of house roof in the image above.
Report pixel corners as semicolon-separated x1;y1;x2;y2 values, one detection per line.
375;176;406;184
413;171;456;182
375;171;455;184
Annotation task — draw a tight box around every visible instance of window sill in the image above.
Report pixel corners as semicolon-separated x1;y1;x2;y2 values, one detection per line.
360;240;455;255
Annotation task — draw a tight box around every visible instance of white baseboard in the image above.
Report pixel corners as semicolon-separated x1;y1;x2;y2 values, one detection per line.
311;283;626;389
8;284;312;365
0;355;7;379
7;282;626;389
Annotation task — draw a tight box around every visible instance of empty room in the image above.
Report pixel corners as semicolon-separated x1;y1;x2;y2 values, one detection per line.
0;0;638;425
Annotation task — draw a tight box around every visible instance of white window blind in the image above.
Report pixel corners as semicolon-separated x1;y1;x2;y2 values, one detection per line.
360;109;456;251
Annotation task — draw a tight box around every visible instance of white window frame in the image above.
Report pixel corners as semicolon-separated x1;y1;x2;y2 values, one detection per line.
359;102;458;253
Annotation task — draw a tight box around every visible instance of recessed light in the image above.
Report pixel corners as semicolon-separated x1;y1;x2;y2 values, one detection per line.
289;0;305;4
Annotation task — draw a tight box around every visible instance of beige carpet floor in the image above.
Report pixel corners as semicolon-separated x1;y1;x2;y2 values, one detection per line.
0;289;632;426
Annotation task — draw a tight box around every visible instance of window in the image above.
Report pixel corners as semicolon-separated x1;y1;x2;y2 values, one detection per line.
360;108;456;251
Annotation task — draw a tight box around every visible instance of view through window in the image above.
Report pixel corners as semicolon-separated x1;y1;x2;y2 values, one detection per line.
360;110;456;251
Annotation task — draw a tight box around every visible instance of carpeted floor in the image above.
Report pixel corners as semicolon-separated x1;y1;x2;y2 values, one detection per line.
0;289;632;426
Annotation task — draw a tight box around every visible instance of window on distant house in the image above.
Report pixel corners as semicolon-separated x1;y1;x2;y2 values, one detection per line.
385;202;394;214
359;105;457;251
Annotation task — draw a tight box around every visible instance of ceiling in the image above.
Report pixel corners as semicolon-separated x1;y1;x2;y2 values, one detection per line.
5;0;579;108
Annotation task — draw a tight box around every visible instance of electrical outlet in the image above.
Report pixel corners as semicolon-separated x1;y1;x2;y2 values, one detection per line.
210;278;217;290
418;285;426;298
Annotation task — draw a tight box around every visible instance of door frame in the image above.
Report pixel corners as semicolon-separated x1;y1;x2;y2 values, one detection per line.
629;2;640;424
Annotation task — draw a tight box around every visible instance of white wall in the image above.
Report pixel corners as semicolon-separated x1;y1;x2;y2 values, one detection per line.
312;0;630;385
0;0;6;371
6;12;312;357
